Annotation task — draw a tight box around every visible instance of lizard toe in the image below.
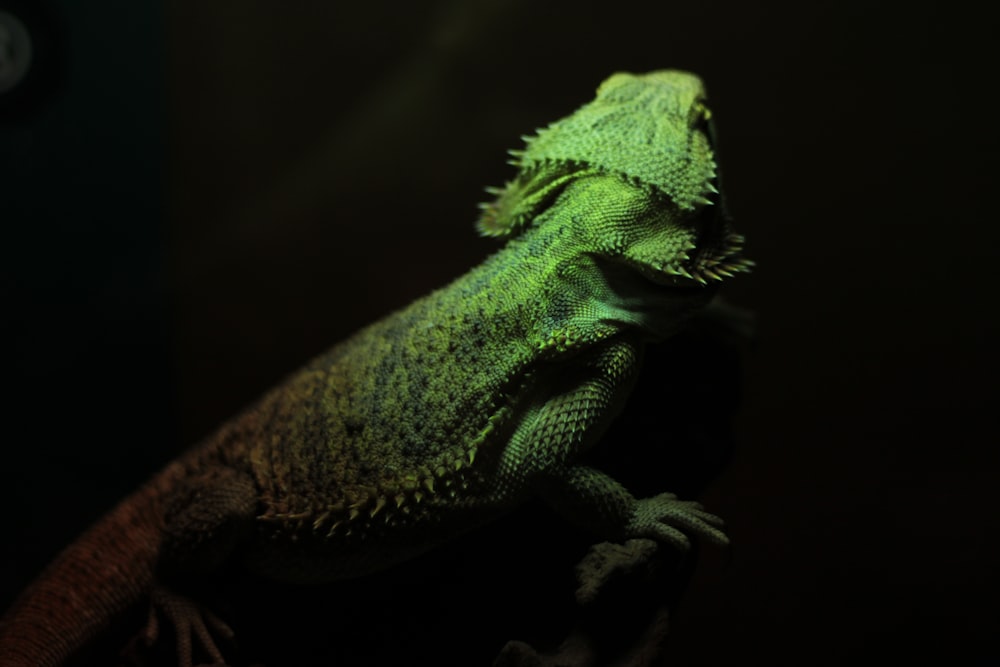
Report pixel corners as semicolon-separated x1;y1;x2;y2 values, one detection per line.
629;493;729;550
141;586;233;667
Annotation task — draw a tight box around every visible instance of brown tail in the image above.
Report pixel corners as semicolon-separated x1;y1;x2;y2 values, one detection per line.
0;477;169;667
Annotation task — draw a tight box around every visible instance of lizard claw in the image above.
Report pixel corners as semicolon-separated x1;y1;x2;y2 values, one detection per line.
137;586;234;667
626;492;729;551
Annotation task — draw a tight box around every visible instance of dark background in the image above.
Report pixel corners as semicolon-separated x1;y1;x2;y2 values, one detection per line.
1;0;997;664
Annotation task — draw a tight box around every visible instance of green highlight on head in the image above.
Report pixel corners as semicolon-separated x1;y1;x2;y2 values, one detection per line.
478;70;719;238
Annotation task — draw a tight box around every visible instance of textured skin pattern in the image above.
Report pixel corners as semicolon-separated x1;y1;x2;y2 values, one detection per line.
0;70;750;666
521;71;717;210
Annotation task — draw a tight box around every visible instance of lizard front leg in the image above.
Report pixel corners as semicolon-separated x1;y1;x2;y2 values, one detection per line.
536;465;727;550
503;337;728;550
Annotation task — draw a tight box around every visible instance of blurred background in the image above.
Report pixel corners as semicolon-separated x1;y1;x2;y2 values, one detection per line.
1;0;996;664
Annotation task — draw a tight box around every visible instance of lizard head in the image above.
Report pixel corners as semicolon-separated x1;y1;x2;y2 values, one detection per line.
477;70;751;287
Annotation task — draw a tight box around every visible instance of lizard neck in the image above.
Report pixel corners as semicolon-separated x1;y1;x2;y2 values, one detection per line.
465;175;713;359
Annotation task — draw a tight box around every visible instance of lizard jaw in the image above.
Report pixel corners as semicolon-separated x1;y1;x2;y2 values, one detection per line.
685;230;754;284
635;229;752;289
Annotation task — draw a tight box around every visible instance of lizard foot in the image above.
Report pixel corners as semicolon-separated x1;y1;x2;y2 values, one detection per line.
137;585;234;667
626;492;728;551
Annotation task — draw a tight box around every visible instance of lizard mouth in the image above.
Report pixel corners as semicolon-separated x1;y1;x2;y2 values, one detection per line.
645;172;754;288
680;180;754;284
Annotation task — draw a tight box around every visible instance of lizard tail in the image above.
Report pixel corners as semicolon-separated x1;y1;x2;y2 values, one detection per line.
0;478;168;667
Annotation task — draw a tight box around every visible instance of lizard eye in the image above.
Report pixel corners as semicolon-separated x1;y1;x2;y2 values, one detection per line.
694;102;716;150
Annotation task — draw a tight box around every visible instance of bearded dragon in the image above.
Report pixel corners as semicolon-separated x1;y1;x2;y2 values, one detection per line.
0;70;751;666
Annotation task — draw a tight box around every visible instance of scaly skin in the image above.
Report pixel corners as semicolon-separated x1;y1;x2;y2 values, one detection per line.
0;70;751;666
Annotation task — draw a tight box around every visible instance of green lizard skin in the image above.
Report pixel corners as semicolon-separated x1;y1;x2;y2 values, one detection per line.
0;70;751;666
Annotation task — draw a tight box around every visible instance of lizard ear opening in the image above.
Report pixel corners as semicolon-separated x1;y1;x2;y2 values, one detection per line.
476;165;595;238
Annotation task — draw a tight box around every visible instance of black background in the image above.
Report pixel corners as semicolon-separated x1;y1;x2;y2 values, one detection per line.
2;1;997;664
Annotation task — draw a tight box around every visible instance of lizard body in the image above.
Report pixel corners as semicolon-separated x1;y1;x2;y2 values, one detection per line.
0;70;750;666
